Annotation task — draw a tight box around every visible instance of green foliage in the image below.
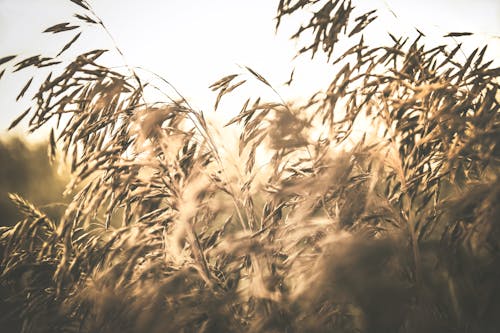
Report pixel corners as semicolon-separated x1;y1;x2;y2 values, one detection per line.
0;137;68;227
0;0;499;332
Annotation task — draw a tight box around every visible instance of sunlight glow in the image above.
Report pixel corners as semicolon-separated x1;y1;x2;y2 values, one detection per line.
0;0;498;139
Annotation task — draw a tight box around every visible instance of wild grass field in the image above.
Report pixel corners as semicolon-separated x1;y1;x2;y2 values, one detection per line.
0;0;499;332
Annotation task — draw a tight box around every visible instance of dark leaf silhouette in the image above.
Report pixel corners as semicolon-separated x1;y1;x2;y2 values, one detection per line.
56;32;82;56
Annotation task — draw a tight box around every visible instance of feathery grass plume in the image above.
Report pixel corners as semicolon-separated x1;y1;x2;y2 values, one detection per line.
0;0;499;331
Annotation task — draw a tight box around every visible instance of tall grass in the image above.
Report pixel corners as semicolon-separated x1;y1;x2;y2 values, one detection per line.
1;0;499;332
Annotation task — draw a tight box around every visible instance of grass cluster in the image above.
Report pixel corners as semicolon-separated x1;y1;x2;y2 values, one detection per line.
1;0;499;332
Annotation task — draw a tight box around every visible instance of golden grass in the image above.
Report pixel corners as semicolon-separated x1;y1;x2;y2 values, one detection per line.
0;0;499;332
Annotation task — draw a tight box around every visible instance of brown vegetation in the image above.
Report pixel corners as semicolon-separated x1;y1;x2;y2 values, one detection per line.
0;0;499;332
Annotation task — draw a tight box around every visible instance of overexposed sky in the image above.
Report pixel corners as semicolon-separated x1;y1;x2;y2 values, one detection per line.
0;0;498;139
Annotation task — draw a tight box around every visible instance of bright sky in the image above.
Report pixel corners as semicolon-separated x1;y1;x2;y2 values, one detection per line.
0;0;498;140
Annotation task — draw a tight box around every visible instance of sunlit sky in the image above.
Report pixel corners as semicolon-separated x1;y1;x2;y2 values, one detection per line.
0;0;498;140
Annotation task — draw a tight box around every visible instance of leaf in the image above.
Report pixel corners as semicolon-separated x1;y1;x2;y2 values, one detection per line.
245;66;270;86
214;87;226;111
74;13;97;24
0;55;16;66
284;68;295;86
209;74;238;90
37;60;63;68
332;44;361;65
473;45;488;69
14;55;41;72
82;49;108;62
246;146;256;173
349;11;377;37
439;43;461;68
455;48;478;82
0;69;5;80
43;22;79;34
444;32;473;37
57;32;82;57
239;98;251;116
415;28;425;37
69;0;90;10
8;107;31;130
225;80;246;94
16;77;33;101
214;80;247;111
49;128;57;162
